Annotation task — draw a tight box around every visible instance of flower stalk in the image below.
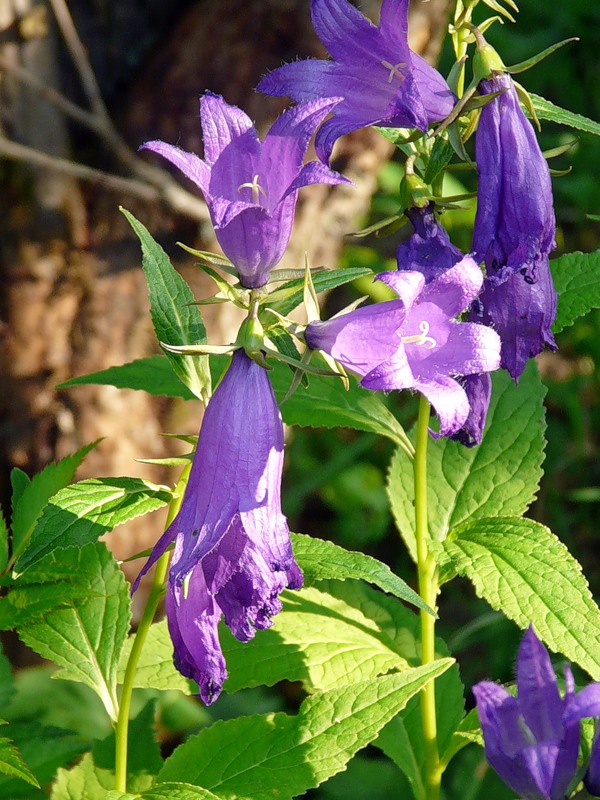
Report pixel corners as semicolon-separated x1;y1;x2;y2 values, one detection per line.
414;395;441;800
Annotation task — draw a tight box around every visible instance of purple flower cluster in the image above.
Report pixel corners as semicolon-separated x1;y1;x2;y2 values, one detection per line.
474;628;600;800
137;0;562;703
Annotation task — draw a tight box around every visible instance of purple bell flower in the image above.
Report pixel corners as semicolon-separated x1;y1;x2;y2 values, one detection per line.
472;72;557;379
141;92;348;288
305;257;501;437
257;0;454;163
563;679;600;796
396;204;463;281
450;373;492;448
473;626;600;800
134;350;302;705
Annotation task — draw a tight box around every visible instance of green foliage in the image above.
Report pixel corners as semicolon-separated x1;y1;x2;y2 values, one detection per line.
16;543;131;721
108;786;222;800
9;441;99;563
388;363;546;562
50;754;114;800
93;701;163;780
266;267;374;316
157;660;452;799
552;250;600;333
531;93;600;137
118;621;192;694
16;477;171;573
291;532;430;611
58;356;197;400
439;516;600;679
0;723;39;788
121;207;211;402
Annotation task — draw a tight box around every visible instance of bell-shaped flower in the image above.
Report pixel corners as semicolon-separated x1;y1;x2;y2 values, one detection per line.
472;72;557;379
305;257;501;437
473;626;598;800
257;0;454;163
141;92;348;288
563;677;600;796
397;203;463;280
134;350;302;705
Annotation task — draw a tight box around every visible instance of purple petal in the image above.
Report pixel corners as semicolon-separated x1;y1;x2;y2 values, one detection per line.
520;743;560;800
420;321;501;378
305;299;406;377
397;204;463;280
409;53;456;123
450;373;492;448
257;59;340;103
378;270;425;311
140;140;210;194
420;256;483;317
260;98;345;197
412;374;470;437
564;683;600;723
311;0;385;63
208;131;261;204
200;91;256;165
283;160;351;199
379;0;409;42
585;732;600;796
517;628;564;742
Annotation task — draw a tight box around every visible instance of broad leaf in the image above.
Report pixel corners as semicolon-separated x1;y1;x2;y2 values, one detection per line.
157;660;453;799
551;250;600;333
10;441;99;561
0;569;92;630
388;363;546;562
270;361;410;447
108;786;222;800
58;356;196;400
291;532;429;612
0;724;38;788
51;753;114;800
440;517;600;679
531;93;600;137
16;477;171;573
118;621;192;694
17;543;131;720
224;581;416;694
93;701;163;780
122;207;211;401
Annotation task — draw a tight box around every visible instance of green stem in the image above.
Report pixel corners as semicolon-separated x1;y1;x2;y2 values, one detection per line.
414;396;441;800
114;466;190;793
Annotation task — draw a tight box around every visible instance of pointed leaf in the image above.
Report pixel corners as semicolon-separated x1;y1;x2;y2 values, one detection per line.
440;516;600;679
51;753;113;800
10;441;99;560
16;543;131;720
9;468;30;521
266;267;373;316
388;363;546;562
121;207;211;401
58;356;196;400
551;250;600;333
15;477;171;573
0;511;7;574
0;725;38;788
530;94;600;137
108;786;222;800
157;661;453;799
291;532;429;612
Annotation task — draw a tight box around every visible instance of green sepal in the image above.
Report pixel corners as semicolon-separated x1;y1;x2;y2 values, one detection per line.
505;37;579;75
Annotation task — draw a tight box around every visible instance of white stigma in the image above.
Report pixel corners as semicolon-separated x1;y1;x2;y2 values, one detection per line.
238;174;266;204
381;60;407;84
401;320;437;349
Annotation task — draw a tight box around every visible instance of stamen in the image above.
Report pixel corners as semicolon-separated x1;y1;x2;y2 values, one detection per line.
238;174;266;204
401;320;437;349
381;60;407;84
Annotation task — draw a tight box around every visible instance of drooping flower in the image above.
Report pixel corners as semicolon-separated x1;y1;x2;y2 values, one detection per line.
141;92;348;288
396;203;463;282
450;373;492;448
304;257;501;437
134;349;302;705
473;626;600;800
472;72;557;379
257;0;454;163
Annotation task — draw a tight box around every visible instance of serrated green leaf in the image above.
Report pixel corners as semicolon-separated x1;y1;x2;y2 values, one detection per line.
51;753;113;800
157;660;453;799
93;701;163;779
17;543;131;720
0;510;7;574
10;468;30;519
108;785;222;800
224;581;416;694
530;94;600;137
58;356;196;400
266;267;373;316
441;516;600;679
441;707;483;769
423;137;455;186
0;727;39;788
118;621;192;694
0;644;14;709
0;573;92;630
0;722;85;797
551;250;600;333
121;207;211;401
16;477;171;573
270;359;410;447
388;363;546;562
291;533;429;612
10;441;99;563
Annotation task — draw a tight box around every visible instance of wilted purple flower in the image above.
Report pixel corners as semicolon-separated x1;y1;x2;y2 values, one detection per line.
472;72;557;379
134;350;302;704
305;257;501;437
473;626;595;800
396;203;463;282
257;0;454;163
450;373;492;448
141;92;348;288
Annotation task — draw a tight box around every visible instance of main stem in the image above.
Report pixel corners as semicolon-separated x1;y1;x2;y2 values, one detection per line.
114;467;189;793
414;396;441;800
